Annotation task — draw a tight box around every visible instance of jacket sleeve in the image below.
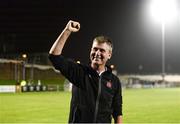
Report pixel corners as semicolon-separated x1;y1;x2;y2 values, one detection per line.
49;54;85;88
112;76;123;119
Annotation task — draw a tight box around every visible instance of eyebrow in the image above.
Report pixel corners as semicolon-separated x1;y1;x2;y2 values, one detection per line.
92;47;105;51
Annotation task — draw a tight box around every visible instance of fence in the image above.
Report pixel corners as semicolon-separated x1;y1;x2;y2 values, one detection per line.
0;58;65;91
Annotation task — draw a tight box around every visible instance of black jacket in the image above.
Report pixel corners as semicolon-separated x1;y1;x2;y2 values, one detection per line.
49;54;122;123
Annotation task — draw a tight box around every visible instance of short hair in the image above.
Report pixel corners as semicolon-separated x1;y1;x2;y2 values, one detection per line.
93;35;113;52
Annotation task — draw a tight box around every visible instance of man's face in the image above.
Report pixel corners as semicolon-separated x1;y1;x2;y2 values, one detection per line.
90;41;112;67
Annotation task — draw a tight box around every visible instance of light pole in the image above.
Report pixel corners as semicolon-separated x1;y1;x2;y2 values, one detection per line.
150;0;178;81
22;53;27;81
161;21;165;81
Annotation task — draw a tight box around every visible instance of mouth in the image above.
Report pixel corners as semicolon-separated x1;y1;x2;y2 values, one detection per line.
92;55;103;61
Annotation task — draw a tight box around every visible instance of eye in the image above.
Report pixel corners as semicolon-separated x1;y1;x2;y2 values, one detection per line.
100;49;105;53
93;48;98;51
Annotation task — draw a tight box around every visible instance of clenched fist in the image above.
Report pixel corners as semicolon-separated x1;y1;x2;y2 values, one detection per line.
66;20;80;32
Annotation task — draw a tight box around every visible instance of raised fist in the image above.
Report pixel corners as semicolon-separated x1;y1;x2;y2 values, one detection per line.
66;20;80;32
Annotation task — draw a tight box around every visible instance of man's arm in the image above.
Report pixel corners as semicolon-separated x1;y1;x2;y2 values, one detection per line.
49;20;85;88
113;77;123;124
116;115;122;124
49;20;80;55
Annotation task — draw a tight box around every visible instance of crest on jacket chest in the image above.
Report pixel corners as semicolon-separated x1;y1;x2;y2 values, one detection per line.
106;80;112;89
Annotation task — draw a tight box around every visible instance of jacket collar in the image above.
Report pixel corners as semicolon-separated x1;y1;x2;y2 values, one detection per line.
87;64;112;77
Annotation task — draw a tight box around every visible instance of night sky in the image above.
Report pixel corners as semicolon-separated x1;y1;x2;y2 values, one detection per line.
0;0;180;74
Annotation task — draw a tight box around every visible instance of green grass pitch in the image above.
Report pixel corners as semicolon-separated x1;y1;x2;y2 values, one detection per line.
0;88;180;123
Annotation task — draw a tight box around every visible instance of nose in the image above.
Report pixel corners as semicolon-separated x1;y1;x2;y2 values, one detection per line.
95;49;101;55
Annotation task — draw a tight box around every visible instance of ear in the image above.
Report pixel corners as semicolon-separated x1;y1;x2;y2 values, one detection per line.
108;53;112;59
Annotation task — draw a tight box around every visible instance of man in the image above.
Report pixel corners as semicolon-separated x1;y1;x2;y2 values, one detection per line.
49;20;123;123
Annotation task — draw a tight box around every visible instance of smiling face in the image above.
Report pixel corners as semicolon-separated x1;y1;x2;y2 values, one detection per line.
90;40;112;70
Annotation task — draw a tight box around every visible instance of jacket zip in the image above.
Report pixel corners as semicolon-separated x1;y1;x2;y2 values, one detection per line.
93;74;102;122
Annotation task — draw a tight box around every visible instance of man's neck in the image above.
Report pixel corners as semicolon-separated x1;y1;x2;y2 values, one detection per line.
91;63;106;75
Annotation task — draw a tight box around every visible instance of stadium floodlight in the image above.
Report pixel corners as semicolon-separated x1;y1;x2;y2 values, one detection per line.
150;0;178;23
149;0;178;81
22;53;27;59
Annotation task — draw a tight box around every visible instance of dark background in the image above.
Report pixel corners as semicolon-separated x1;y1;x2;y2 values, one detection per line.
0;0;180;74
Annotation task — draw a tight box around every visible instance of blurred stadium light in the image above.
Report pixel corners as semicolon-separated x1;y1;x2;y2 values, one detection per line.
149;0;179;81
